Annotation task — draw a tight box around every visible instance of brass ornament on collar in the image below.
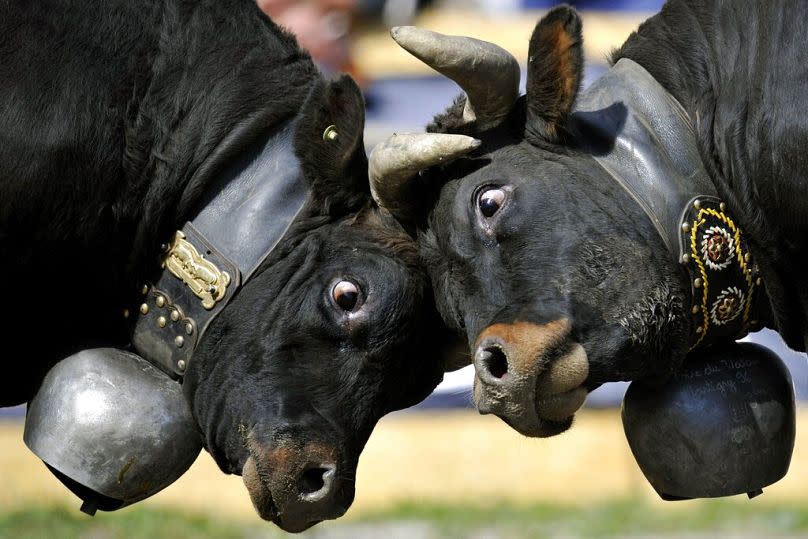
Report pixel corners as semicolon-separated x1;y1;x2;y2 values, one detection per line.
134;286;198;376
163;231;231;310
679;196;762;350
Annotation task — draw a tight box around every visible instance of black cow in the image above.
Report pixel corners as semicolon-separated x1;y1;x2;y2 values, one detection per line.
0;0;447;531
369;1;807;437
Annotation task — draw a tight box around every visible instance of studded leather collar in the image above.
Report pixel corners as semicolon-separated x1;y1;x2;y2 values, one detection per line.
572;59;763;349
130;118;311;377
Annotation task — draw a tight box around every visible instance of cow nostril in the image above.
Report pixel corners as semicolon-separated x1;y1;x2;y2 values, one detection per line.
482;346;508;379
300;467;326;494
298;465;335;501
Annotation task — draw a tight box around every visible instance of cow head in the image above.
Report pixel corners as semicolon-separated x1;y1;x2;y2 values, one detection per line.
371;7;691;438
181;75;448;532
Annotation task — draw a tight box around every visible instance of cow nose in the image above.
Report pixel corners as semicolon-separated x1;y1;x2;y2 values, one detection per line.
243;441;352;533
276;457;346;531
471;320;590;437
297;462;336;502
474;344;510;383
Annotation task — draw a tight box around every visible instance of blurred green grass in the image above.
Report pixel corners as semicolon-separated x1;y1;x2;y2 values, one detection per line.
3;499;808;539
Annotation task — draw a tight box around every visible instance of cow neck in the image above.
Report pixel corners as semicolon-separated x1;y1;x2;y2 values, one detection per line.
572;58;764;350
130;118;310;378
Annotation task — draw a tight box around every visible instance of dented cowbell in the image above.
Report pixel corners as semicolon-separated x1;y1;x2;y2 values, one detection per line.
24;348;203;514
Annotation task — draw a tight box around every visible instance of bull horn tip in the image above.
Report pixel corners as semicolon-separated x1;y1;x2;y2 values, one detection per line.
390;26;405;39
390;25;422;43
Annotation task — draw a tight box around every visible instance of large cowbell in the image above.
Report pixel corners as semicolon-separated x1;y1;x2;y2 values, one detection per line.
622;341;795;500
24;348;203;514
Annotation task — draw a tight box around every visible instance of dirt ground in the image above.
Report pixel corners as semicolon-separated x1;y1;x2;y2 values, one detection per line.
3;408;808;521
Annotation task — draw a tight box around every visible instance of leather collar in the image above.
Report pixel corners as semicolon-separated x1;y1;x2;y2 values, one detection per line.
572;59;763;349
130;119;310;377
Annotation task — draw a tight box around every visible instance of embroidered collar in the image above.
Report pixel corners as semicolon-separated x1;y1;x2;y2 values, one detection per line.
572;59;763;349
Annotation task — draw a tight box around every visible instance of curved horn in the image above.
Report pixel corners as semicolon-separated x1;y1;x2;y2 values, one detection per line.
369;133;480;219
391;26;520;130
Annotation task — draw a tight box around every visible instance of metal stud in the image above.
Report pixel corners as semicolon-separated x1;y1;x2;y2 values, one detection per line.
720;202;727;212
177;360;186;372
691;305;700;314
744;253;751;263
680;253;691;264
185;322;194;335
170;310;180;322
322;125;339;142
141;285;149;295
756;277;762;286
123;309;130;319
140;303;149;315
155;295;166;308
157;316;167;328
175;336;185;348
693;199;702;209
681;222;691;233
694;278;703;289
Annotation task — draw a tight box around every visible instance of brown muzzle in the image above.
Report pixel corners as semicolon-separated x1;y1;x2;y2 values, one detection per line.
242;437;351;533
472;319;589;437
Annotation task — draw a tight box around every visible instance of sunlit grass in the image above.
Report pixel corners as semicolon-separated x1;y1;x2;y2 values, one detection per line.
0;506;247;539
3;499;808;539
362;498;808;537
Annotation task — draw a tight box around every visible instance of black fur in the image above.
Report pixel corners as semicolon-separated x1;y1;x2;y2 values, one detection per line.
612;0;808;351
0;0;445;529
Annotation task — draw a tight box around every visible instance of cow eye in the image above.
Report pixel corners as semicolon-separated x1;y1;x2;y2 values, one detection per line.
332;280;361;311
478;188;505;218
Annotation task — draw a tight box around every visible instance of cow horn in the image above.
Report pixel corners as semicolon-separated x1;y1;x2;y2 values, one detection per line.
369;133;480;219
391;26;520;130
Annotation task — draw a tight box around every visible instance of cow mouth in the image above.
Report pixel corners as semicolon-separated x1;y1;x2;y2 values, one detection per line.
242;455;327;533
242;455;280;524
241;444;348;533
535;384;588;422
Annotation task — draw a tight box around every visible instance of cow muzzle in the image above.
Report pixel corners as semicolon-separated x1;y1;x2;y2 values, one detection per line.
242;437;352;533
472;319;589;437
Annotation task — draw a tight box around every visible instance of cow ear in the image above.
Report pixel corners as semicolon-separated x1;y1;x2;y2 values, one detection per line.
295;74;369;209
525;5;584;143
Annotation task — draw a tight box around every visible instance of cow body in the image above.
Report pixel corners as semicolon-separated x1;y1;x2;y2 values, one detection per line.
613;0;808;350
0;0;314;403
374;1;807;437
1;0;445;530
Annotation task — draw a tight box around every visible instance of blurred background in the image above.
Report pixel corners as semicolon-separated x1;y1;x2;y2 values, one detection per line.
3;1;808;538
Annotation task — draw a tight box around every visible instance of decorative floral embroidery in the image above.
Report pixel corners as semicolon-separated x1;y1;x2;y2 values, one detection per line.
710;287;744;325
701;226;735;270
682;197;760;350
